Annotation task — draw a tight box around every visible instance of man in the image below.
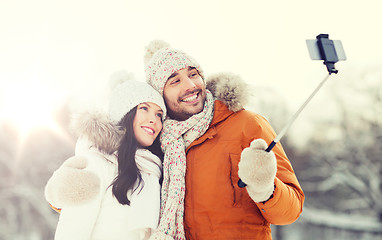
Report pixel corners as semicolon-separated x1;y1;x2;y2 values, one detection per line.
144;40;304;240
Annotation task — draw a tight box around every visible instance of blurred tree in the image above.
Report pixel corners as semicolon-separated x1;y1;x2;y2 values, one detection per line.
293;67;382;221
0;104;75;240
246;85;290;132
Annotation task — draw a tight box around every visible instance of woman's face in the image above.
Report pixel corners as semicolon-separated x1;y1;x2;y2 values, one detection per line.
133;102;163;147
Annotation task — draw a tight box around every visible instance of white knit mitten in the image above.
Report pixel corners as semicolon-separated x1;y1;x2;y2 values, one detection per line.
238;139;277;203
44;156;100;208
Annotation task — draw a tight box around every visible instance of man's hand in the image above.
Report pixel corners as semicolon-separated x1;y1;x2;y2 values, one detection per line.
45;156;100;208
238;139;277;203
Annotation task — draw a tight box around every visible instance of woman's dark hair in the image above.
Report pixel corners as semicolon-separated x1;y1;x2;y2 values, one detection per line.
111;106;163;205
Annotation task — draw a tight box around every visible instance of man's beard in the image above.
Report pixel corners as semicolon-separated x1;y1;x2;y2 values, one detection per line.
165;91;206;121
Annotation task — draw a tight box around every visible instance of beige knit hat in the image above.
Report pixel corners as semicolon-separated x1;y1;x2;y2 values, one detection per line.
144;40;204;96
108;71;166;123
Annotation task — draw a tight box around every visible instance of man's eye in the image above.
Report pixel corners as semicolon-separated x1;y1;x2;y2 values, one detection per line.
190;71;199;78
171;79;180;85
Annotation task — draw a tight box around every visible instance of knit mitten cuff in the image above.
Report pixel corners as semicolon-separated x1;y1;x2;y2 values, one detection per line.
247;184;275;203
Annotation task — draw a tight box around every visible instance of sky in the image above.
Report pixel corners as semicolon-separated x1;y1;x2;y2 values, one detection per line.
1;0;382;138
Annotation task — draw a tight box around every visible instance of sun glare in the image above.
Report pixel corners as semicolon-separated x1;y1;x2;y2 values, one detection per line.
0;82;64;139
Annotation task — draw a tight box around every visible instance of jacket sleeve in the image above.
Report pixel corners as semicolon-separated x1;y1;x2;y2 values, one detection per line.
51;150;113;240
247;114;305;225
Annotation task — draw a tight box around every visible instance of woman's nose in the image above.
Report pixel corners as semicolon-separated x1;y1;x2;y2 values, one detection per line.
149;115;155;123
148;113;159;124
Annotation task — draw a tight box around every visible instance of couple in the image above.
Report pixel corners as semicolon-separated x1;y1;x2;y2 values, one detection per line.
45;40;304;240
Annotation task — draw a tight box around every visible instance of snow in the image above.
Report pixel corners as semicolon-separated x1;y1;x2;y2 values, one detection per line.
300;207;382;232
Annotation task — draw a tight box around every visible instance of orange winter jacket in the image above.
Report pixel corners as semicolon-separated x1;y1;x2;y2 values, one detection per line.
184;100;305;240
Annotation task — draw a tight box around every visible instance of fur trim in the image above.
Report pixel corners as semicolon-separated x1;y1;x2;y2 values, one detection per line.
70;111;124;154
206;72;251;112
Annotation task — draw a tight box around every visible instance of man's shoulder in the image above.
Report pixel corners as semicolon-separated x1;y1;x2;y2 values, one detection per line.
211;108;269;134
212;101;270;128
232;108;268;123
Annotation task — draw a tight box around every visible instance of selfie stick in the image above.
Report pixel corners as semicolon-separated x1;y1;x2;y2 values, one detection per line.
238;34;345;188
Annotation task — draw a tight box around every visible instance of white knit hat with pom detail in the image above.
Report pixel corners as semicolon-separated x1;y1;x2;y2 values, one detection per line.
108;70;166;123
144;40;204;96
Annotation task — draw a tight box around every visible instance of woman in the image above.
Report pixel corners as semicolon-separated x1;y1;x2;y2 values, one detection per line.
45;76;166;240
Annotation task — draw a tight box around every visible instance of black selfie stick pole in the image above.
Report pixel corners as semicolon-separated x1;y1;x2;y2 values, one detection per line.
238;34;340;188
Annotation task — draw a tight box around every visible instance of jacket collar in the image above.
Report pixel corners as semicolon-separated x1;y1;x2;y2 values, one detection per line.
210;100;236;127
186;100;238;152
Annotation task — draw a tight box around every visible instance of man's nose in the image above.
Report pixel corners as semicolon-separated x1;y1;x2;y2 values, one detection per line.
183;77;197;90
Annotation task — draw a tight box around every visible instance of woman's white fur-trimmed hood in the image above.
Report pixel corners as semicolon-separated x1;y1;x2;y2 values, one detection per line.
206;72;251;112
70;72;250;152
70;111;124;154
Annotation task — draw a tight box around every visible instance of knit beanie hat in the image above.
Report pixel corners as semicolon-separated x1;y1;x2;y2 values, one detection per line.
144;40;204;96
108;71;166;124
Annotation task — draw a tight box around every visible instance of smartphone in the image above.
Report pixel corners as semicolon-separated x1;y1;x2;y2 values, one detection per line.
306;39;346;61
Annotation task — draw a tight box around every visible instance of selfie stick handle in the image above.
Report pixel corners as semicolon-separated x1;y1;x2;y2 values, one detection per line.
238;73;332;188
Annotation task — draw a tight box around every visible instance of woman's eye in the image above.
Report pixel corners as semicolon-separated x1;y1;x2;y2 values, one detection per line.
140;106;148;111
156;113;163;118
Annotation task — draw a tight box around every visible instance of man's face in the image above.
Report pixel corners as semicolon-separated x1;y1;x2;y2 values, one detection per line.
163;67;206;121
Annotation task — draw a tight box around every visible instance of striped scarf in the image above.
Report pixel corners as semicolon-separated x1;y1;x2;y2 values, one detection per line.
150;90;215;240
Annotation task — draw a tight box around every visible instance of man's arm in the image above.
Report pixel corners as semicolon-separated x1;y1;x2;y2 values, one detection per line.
239;113;305;225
